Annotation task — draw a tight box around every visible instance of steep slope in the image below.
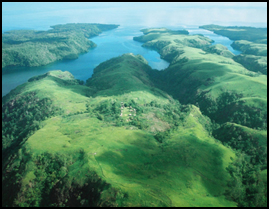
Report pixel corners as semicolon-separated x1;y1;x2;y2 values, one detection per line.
85;53;174;107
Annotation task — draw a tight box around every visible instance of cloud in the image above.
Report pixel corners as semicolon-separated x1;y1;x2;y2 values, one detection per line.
2;2;267;29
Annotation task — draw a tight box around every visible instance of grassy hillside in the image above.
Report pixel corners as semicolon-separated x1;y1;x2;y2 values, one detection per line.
233;54;267;75
202;44;234;58
134;28;267;130
2;58;237;207
2;23;119;69
231;40;267;75
86;53;165;98
231;40;267;56
213;122;267;165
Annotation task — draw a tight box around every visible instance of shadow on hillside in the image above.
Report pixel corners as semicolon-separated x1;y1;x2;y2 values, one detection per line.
95;130;230;206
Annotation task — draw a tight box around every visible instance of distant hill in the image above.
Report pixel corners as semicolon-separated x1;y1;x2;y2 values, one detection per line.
2;23;119;69
199;24;267;42
86;54;158;96
200;25;267;75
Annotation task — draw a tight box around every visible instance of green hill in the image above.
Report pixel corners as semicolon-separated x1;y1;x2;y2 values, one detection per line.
2;23;119;69
231;40;267;56
134;28;267;130
231;40;267;75
233;54;267;75
202;44;234;58
86;53;164;98
199;24;267;42
2;25;267;207
2;60;236;207
200;25;267;75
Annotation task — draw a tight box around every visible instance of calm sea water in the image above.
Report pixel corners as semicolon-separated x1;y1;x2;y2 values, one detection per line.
186;27;241;55
2;25;241;96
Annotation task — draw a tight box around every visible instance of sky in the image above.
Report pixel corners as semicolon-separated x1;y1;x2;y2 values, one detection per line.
2;2;267;31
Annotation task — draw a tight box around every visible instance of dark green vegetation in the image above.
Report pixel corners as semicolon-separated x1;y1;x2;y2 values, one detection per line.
2;25;267;207
200;25;267;75
2;23;119;69
213;123;267;207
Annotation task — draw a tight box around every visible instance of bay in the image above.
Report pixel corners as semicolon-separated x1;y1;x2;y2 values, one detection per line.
2;26;169;96
2;25;241;96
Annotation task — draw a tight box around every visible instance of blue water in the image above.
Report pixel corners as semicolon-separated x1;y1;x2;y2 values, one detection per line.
186;27;241;55
2;25;241;96
2;26;169;96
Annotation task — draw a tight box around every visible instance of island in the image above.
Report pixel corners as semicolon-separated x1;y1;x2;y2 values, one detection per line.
2;23;119;69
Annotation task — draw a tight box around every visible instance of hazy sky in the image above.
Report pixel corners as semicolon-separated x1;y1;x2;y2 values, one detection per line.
2;2;267;30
